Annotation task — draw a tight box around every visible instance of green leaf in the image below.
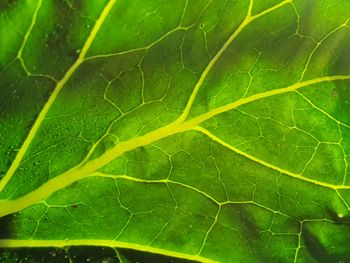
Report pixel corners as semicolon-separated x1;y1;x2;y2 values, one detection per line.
1;0;350;262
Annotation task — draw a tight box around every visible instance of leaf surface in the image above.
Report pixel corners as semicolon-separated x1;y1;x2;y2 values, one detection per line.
1;0;350;262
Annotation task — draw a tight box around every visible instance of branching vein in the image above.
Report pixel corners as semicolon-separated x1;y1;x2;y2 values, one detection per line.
0;0;117;192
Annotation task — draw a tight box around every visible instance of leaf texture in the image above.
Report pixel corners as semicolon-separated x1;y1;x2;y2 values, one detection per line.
1;0;350;262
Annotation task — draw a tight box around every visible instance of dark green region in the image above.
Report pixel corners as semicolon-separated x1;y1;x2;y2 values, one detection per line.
302;224;350;263
0;0;17;11
336;80;350;123
0;246;197;263
0;215;12;239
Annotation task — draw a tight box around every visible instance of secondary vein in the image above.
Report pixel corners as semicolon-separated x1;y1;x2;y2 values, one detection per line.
178;0;292;123
0;0;117;192
0;74;349;218
193;126;346;190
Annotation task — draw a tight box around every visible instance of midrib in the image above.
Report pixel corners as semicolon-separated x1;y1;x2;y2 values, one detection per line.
2;1;349;262
0;74;350;218
0;0;295;209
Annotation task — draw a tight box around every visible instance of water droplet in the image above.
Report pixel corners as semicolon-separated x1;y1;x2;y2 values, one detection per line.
76;49;81;54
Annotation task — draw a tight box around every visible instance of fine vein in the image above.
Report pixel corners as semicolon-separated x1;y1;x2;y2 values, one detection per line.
0;0;117;192
178;0;292;123
0;74;349;218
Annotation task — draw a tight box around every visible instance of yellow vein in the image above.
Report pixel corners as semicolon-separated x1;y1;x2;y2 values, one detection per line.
178;0;252;122
17;0;42;74
0;124;186;217
0;239;217;263
298;16;350;81
221;200;296;220
93;172;220;204
296;90;350;129
198;206;221;255
193;126;350;190
0;0;295;194
0;0;117;192
114;248;124;263
84;27;187;62
0;74;349;218
247;0;254;17
184;75;350;127
0;163;220;218
251;0;292;20
294;223;302;263
92;172;168;182
336;189;350;212
178;0;292;123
